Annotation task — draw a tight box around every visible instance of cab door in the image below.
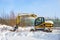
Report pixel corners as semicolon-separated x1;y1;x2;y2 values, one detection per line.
34;17;45;29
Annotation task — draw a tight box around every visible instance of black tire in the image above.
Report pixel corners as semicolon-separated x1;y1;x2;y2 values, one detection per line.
44;28;52;32
30;29;35;31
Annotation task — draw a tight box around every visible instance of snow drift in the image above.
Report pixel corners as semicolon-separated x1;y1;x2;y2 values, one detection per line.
0;24;60;40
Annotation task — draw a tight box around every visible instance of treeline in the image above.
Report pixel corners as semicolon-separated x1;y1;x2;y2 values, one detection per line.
0;11;16;26
0;11;60;27
52;18;60;27
45;17;60;27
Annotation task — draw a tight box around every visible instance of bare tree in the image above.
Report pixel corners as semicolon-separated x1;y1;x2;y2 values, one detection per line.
9;10;16;26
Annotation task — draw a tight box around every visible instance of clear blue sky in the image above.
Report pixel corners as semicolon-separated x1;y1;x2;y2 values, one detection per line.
0;0;60;18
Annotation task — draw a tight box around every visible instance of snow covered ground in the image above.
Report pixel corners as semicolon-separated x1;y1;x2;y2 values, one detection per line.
0;24;60;40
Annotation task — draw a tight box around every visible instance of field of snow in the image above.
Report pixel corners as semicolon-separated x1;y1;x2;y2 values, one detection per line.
0;24;60;40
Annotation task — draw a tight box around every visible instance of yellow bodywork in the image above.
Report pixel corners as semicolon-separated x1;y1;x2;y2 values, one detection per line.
16;14;53;31
35;22;53;30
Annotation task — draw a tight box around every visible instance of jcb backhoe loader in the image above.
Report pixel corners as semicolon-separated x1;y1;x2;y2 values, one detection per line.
13;14;53;32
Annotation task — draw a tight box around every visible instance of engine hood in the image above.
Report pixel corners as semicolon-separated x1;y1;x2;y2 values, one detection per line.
45;21;54;24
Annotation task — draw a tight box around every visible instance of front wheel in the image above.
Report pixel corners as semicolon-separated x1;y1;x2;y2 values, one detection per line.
44;28;52;32
30;29;35;31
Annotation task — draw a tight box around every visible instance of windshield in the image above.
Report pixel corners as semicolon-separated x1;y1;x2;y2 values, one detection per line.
35;17;45;26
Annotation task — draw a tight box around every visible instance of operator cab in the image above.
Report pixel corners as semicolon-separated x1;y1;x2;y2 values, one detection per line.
35;17;45;26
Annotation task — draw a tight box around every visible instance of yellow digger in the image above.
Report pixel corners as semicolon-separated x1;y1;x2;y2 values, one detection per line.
13;14;53;32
